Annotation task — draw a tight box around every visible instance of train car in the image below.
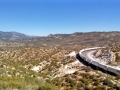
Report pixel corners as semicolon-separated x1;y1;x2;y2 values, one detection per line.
98;63;108;71
86;58;92;63
80;55;86;60
91;60;99;66
107;66;120;75
79;47;120;75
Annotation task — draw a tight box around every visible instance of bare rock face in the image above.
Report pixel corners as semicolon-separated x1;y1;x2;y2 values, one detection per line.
95;49;103;58
116;53;120;62
110;51;116;63
50;60;85;78
64;51;76;59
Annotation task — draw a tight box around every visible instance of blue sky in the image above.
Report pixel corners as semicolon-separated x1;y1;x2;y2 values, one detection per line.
0;0;120;36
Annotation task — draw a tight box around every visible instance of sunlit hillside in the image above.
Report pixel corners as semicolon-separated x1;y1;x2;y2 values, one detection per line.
0;32;120;90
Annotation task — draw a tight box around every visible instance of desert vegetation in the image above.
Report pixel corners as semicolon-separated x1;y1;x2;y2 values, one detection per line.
49;67;120;90
0;32;120;90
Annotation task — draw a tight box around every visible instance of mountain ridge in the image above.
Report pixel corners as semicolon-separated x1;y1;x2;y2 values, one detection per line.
0;31;31;40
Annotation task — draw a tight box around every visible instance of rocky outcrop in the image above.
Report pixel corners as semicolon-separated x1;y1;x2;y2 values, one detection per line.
64;51;76;59
110;51;116;64
94;49;103;58
49;60;85;78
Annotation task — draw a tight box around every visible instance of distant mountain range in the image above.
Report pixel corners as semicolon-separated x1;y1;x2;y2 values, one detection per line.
0;31;120;41
0;31;31;40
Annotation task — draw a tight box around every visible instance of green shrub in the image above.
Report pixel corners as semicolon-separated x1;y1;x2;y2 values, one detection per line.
94;80;100;86
0;75;58;90
81;78;88;84
103;79;113;87
76;82;84;89
95;86;106;90
116;75;120;80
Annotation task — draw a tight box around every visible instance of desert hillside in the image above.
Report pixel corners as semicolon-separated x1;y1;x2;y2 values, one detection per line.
0;31;120;50
0;32;120;90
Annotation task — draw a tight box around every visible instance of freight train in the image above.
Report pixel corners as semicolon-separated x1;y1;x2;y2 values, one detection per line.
79;47;120;75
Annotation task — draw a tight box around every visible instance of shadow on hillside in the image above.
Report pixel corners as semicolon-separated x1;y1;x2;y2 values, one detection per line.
76;53;116;76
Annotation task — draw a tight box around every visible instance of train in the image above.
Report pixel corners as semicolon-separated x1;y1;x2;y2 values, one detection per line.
79;47;120;75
